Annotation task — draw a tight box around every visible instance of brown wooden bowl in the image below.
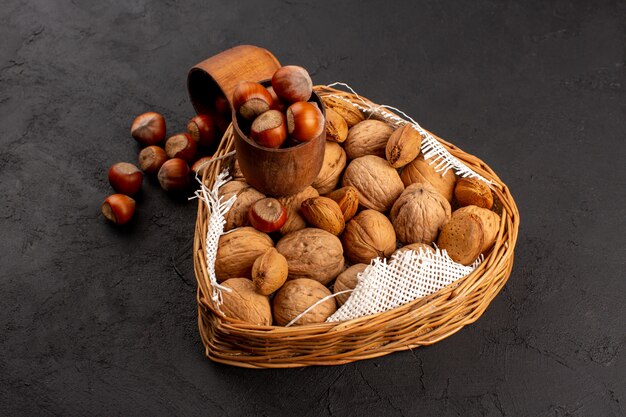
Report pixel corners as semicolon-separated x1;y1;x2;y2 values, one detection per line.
232;83;326;197
187;45;281;131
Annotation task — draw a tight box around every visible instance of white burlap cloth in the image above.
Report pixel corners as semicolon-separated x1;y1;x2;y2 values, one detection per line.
194;83;489;324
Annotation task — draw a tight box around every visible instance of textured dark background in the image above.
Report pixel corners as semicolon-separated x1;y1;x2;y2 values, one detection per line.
1;0;624;416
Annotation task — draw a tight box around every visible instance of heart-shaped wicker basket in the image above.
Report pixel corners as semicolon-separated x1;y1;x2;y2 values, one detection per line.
193;86;519;368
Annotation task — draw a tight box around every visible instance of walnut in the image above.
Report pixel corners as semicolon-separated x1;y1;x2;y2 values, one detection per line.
277;186;319;235
344;120;395;160
219;180;265;231
390;183;452;245
386;124;422;168
400;156;457;202
342;155;404;212
215;227;274;281
393;242;435;257
333;263;367;306
342;210;397;264
312;141;346;194
276;228;344;285
325;108;348;143
273;278;337;326
220;278;272;326
252;248;289;295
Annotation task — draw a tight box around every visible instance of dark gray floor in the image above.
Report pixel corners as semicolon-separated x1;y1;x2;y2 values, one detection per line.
1;1;624;416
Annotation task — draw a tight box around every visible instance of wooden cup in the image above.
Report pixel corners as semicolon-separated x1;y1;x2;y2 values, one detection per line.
232;82;326;197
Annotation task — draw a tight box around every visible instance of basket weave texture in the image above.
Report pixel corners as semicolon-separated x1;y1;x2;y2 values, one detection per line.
193;86;520;368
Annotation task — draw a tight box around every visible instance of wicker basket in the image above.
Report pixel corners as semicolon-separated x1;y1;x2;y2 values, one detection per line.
193;86;520;368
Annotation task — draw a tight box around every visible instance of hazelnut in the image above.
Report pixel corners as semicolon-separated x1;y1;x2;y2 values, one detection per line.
250;110;287;148
271;65;313;103
101;194;135;225
108;162;143;196
286;101;324;142
138;146;167;175
266;86;286;112
165;133;197;162
187;114;216;147
232;81;273;120
248;198;287;233
191;156;213;177
130;112;166;145
157;158;190;192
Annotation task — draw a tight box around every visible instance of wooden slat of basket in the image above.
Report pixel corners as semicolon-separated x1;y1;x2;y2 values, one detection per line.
192;86;520;368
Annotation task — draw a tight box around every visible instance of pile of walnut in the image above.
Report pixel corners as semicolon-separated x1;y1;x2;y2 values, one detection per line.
215;98;500;327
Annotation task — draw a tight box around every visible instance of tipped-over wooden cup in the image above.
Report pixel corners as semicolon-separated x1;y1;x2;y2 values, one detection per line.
187;45;281;131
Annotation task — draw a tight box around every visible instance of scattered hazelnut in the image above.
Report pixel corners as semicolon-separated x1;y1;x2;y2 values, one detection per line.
248;198;287;233
271;65;313;103
250;110;287;148
187;114;217;147
232;81;273;120
286;101;324;142
108;162;143;196
191;156;213;177
157;158;190;192
130;112;166;145
138;146;167;175
102;194;135;225
165;133;197;162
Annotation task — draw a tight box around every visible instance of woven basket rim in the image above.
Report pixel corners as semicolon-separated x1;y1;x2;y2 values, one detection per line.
192;85;520;367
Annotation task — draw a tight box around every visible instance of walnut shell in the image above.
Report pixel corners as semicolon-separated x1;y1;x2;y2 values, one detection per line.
277;186;319;235
312;141;347;194
437;213;484;265
252;248;289;295
219;180;265;231
344;120;395;160
321;95;364;127
390;183;452;245
276;228;344;285
454;205;501;252
325;108;348;143
231;159;245;180
342;210;397;264
273;278;337;326
220;278;272;326
300;197;345;235
454;177;494;209
342;155;404;213
386;124;422;168
326;186;359;222
400;156;457;202
393;242;435;257
215;227;274;281
333;263;367;306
